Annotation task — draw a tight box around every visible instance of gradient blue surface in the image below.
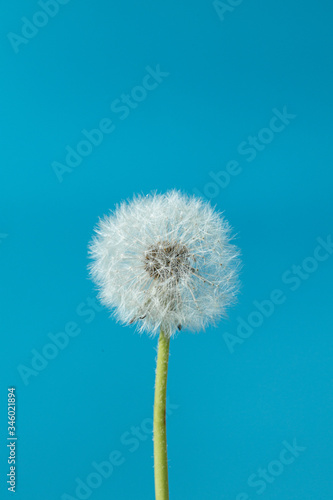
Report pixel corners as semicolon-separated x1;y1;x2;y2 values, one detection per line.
1;1;333;499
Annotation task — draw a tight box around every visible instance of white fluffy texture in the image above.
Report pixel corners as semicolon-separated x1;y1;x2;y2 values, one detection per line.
89;191;240;337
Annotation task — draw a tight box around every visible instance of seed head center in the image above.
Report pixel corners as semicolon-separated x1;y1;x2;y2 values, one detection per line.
144;241;190;281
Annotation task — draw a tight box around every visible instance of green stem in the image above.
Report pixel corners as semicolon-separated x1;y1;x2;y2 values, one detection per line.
154;327;170;500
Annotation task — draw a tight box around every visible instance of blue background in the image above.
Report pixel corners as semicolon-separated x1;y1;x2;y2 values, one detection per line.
1;1;333;499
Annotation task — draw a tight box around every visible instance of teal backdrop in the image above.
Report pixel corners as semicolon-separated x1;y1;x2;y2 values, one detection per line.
1;1;332;499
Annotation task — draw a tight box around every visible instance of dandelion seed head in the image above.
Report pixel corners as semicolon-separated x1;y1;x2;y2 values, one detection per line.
88;190;240;337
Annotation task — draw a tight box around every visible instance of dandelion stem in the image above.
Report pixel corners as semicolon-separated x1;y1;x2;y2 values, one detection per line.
154;327;170;500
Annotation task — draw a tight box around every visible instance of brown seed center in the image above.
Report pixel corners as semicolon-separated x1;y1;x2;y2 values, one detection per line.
144;241;190;281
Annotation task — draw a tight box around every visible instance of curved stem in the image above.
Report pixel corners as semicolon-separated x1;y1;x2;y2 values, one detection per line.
154;327;170;500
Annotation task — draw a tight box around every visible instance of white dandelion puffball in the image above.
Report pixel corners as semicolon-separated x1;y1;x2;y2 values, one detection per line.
89;190;240;337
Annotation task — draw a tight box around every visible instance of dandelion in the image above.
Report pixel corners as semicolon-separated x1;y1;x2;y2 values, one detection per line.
89;190;240;499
